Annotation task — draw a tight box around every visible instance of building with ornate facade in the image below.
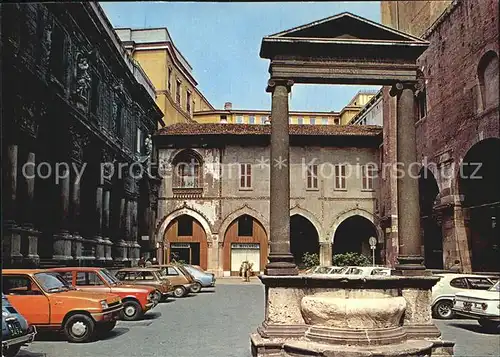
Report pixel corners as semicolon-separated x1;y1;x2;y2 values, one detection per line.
115;28;215;126
380;0;499;272
2;2;164;268
153;123;382;276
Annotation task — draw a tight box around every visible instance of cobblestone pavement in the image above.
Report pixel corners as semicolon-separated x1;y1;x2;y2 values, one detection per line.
17;283;500;357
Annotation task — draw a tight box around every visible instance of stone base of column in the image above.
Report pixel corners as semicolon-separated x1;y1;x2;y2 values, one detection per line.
128;241;141;266
71;234;84;260
113;240;129;262
249;275;454;357
94;236;106;262
19;227;40;267
2;223;24;267
265;254;298;276
102;237;113;261
394;255;430;276
53;231;74;261
81;238;96;261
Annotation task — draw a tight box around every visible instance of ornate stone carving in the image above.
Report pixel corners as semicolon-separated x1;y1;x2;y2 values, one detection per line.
18;98;39;138
73;52;92;104
266;79;294;93
145;134;153;156
68;125;90;163
41;15;53;69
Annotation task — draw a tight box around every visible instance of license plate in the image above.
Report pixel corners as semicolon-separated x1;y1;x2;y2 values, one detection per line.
463;302;472;311
7;322;23;337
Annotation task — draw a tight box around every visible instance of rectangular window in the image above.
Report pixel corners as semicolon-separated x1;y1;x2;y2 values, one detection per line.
176;80;181;104
220;115;228;123
248;116;255;124
236;116;243;124
306;164;318;190
177;215;193;236
297;117;304;125
186;91;192;113
237;216;253;236
239;163;252;189
310;117;316;125
334;118;340;125
321;118;328;125
334;164;347;190
76;272;103;286
417;93;427;120
168;67;172;92
362;164;376;190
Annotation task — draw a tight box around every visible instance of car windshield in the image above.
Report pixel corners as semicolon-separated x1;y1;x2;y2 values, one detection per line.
489;281;500;292
100;269;121;285
335;267;348;274
35;272;74;293
184;265;200;275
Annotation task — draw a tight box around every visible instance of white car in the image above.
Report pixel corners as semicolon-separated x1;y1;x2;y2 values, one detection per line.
305;266;343;275
332;266;392;276
431;274;496;319
452;280;500;330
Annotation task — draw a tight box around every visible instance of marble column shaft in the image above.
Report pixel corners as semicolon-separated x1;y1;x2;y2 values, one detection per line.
94;186;104;238
265;79;298;276
5;144;18;224
102;189;111;236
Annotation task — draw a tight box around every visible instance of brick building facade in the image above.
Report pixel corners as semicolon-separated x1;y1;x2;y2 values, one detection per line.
380;0;499;272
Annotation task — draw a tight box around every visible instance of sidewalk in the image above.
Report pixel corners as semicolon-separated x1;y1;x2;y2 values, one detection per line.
215;276;262;285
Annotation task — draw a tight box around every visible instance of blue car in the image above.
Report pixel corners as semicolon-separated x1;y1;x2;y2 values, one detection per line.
2;294;36;357
183;265;216;292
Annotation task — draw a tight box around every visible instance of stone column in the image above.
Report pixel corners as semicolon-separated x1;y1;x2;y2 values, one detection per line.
3;144;23;266
114;196;129;262
19;151;40;266
319;242;332;266
70;163;84;260
53;165;73;260
390;82;426;274
102;189;113;260
265;79;298;276
130;198;140;265
94;185;105;261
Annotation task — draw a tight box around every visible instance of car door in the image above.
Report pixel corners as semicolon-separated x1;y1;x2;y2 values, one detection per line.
2;275;50;325
74;271;112;294
164;266;182;285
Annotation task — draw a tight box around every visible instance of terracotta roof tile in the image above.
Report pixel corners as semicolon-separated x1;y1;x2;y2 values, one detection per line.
156;123;381;137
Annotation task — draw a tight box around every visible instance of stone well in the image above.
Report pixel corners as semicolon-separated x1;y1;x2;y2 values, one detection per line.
250;275;454;357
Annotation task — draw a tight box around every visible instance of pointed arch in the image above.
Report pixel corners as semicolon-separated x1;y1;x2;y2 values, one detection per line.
219;206;269;241
328;208;382;244
289;206;325;243
156;207;213;243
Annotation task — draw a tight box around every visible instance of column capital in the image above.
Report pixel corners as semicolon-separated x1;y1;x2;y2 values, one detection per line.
389;81;417;97
266;79;294;93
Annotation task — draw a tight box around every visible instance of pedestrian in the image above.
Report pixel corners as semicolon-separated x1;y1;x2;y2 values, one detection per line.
449;259;461;273
138;256;146;267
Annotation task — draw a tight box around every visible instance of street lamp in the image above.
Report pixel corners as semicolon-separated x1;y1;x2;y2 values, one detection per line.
369;236;377;267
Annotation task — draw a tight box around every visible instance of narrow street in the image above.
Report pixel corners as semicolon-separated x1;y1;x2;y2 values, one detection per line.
18;283;500;357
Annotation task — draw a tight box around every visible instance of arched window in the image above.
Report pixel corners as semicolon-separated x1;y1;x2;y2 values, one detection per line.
477;51;499;110
171;150;203;189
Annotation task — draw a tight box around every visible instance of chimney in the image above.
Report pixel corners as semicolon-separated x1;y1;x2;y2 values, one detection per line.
224;102;232;110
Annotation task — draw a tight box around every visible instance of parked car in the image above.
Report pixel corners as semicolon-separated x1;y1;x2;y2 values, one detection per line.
304;266;343;275
182;264;216;292
49;267;160;321
332;266;392;276
156;265;197;297
2;294;36;357
114;268;173;300
452;280;500;330
431;273;496;319
2;270;123;343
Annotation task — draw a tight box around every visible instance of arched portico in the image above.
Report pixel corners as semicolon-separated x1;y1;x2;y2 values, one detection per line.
218;206;269;241
290;215;320;268
328;208;381;243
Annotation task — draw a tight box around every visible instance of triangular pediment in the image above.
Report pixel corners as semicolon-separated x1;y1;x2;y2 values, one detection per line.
266;12;426;43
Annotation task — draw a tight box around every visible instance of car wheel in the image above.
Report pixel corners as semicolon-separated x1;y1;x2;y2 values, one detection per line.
478;319;500;331
190;282;202;294
64;313;95;343
433;300;454;319
97;321;117;334
121;300;143;321
173;286;186;298
3;345;21;357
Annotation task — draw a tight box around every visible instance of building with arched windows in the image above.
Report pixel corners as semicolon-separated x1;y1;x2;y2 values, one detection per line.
380;0;499;273
153;123;382;276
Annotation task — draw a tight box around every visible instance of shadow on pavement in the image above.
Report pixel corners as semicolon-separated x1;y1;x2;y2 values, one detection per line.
17;350;47;357
448;322;500;335
32;327;130;343
98;327;130;341
143;311;162;320
198;289;215;293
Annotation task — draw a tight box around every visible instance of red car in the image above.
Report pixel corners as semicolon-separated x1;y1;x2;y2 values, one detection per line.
49;267;159;321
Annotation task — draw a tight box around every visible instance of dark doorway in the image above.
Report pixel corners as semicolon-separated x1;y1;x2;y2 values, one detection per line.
419;168;443;269
290;215;319;268
460;138;500;272
170;242;200;266
333;215;379;262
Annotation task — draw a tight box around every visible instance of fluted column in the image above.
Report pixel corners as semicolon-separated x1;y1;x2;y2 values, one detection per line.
114;196;129;262
390;82;426;274
264;79;298;276
102;188;113;260
53;165;73;260
70;164;84;260
94;185;105;261
130;198;140;265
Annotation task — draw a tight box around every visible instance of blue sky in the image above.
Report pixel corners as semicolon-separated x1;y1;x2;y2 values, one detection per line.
101;2;381;112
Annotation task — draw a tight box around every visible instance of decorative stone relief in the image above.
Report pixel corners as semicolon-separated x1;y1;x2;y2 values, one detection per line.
68;125;90;163
73;52;92;105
